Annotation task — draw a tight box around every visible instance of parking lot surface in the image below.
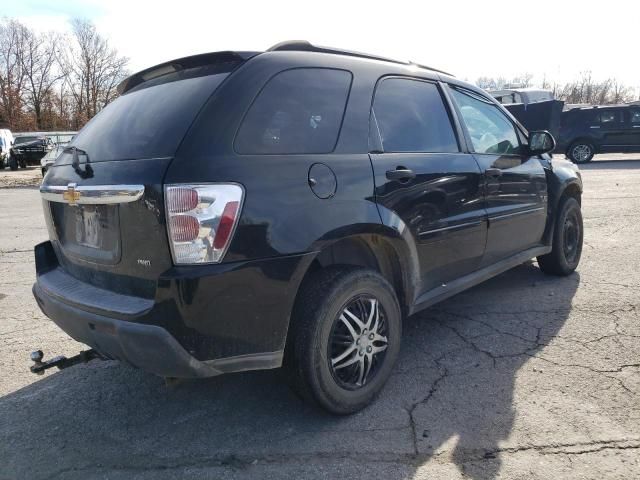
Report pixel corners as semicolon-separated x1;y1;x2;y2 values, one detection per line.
1;156;639;479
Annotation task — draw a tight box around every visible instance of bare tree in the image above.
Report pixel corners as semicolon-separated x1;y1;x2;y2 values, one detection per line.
478;70;638;105
20;29;64;129
64;18;128;128
0;18;28;128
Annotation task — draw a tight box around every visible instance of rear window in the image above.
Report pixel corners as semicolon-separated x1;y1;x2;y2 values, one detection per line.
235;68;352;155
67;71;231;161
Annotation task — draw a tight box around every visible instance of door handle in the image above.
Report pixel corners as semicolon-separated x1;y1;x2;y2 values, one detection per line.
386;168;416;181
485;168;503;178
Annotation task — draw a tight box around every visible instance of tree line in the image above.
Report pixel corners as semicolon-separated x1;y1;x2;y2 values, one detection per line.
0;17;128;132
3;16;639;133
476;72;639;105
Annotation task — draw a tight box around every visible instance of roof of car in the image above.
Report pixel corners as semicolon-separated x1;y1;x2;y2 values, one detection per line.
566;104;631;112
118;41;455;94
267;41;453;76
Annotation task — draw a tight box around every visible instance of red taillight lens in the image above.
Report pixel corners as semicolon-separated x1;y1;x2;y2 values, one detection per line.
214;201;239;249
167;187;198;213
169;215;200;242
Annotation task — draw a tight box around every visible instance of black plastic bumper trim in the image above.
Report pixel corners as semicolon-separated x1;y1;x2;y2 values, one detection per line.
33;283;283;378
38;267;154;318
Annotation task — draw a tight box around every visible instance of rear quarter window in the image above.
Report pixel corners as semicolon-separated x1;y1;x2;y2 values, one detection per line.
234;68;352;155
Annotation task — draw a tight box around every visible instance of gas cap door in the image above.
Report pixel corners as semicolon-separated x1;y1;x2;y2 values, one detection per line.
308;162;337;199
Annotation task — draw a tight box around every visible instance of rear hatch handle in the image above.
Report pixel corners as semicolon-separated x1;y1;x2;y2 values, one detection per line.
40;183;145;205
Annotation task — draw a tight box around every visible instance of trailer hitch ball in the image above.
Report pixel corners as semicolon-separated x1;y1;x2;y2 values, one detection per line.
30;350;45;375
29;349;101;375
30;350;44;363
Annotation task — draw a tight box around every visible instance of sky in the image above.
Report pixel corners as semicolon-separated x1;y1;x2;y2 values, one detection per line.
3;0;640;89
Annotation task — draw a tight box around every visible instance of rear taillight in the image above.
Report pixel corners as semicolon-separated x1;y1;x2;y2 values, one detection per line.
165;184;244;264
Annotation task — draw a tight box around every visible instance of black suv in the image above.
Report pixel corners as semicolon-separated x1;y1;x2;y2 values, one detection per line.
33;42;583;413
9;135;53;169
558;105;640;163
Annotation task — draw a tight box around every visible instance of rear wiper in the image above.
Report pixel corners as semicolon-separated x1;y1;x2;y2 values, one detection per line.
64;146;89;163
64;146;93;179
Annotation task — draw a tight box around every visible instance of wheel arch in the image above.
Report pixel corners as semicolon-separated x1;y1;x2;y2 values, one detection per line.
303;230;418;316
543;177;583;245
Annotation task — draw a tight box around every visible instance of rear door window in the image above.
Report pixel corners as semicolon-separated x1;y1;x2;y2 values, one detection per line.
598;110;620;123
235;68;352;155
371;78;459;153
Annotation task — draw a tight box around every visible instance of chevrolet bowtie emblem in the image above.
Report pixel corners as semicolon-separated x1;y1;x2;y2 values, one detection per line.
63;183;81;205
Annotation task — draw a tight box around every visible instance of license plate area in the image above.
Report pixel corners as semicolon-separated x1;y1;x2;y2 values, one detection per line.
50;202;121;264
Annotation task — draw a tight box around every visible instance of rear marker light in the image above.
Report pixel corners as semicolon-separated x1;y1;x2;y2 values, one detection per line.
165;184;244;264
214;201;239;249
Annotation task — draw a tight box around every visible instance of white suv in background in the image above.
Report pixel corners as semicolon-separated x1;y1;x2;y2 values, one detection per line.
0;129;14;169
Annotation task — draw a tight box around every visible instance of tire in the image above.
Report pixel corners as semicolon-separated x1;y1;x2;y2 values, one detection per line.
568;141;595;164
285;266;402;414
8;156;18;171
19;159;27;168
537;196;583;276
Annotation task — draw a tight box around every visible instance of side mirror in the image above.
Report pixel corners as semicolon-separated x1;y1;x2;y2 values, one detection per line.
529;130;556;155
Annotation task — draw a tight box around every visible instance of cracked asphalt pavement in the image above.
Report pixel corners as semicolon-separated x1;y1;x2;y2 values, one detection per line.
1;156;639;479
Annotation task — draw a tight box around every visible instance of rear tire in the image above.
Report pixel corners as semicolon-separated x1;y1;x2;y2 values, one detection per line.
537;196;583;276
568;141;595;164
8;156;18;171
285;266;402;414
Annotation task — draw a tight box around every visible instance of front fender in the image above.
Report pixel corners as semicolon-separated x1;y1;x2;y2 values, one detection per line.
543;156;583;244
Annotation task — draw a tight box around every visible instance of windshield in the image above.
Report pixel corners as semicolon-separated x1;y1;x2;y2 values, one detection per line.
15;136;40;144
66;72;230;162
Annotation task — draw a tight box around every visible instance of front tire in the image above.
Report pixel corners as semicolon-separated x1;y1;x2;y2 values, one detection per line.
8;156;18;171
568;141;595;164
285;266;402;414
537;196;583;276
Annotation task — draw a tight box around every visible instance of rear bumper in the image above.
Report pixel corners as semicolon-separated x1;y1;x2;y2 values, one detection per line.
33;241;314;378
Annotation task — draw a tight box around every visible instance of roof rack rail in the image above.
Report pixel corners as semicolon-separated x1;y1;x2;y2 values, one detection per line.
267;40;453;77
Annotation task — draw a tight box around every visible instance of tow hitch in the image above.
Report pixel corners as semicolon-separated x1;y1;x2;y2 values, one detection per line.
29;349;103;375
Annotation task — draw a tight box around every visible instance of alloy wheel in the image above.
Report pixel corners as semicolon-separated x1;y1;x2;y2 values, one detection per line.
328;296;389;390
571;144;592;163
563;209;581;264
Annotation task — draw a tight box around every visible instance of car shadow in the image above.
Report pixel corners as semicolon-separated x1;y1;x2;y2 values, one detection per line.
0;263;579;479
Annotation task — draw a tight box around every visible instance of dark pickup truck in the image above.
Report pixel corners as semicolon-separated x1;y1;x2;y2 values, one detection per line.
9;135;53;170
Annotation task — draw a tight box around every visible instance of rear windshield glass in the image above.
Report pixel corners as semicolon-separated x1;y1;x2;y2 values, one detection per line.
235;68;352;155
67;71;230;161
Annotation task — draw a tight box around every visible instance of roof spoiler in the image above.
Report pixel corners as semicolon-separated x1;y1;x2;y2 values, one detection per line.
268;40;454;77
117;50;259;94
